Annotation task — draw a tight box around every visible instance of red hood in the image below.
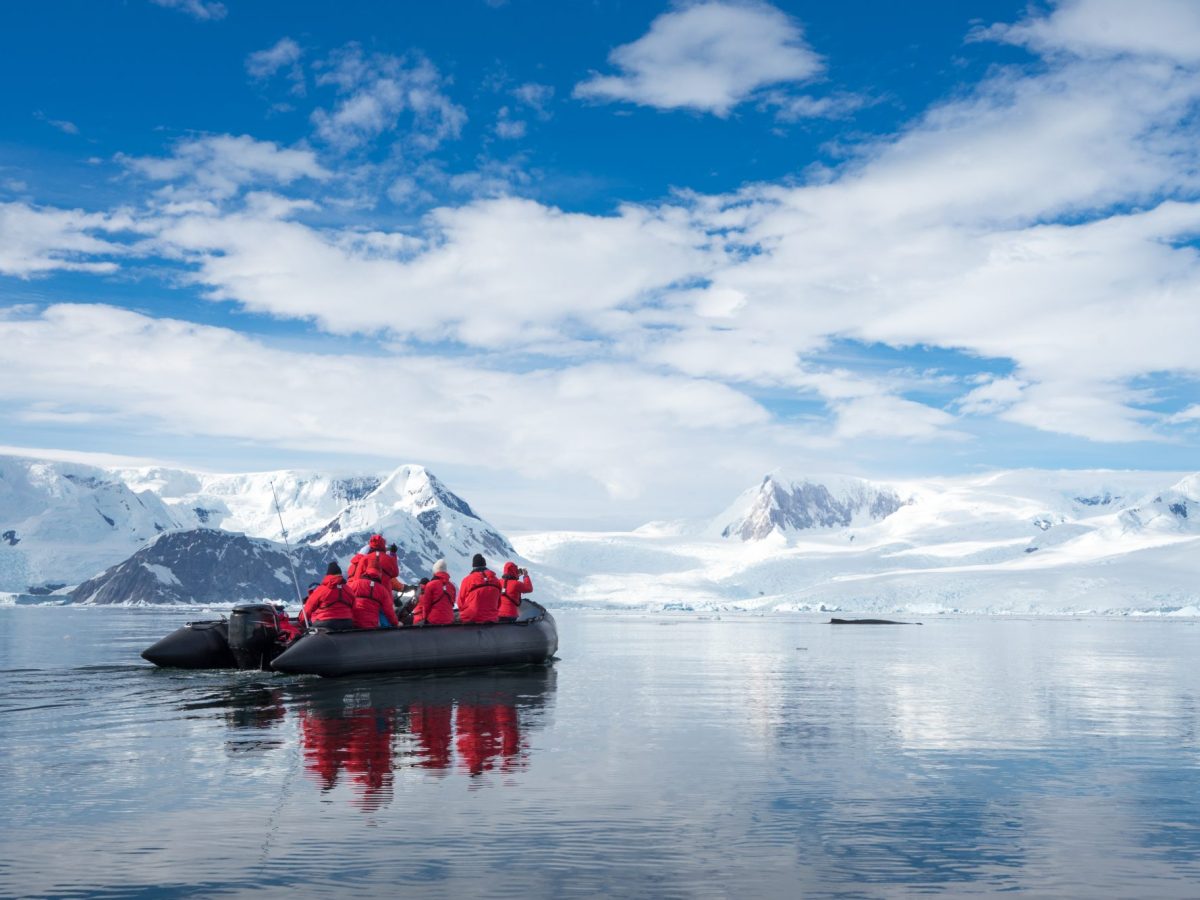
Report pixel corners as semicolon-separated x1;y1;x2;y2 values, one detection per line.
502;562;519;577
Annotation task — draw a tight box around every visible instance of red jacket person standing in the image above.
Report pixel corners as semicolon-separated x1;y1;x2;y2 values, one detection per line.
498;561;533;622
458;553;502;624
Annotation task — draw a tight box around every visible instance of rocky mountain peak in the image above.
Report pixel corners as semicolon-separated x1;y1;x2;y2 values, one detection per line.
717;473;907;541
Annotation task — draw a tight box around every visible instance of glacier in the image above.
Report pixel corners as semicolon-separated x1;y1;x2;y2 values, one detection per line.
514;470;1200;616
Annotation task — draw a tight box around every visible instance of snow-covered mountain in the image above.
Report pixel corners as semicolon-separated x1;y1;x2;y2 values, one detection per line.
115;467;383;540
513;469;1200;616
0;457;184;593
7;452;1198;615
301;465;511;578
715;473;907;540
0;453;513;599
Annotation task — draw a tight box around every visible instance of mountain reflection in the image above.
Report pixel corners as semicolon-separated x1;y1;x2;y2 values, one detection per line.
295;666;556;808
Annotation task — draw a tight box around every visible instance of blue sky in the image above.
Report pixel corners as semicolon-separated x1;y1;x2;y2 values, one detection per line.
1;0;1198;527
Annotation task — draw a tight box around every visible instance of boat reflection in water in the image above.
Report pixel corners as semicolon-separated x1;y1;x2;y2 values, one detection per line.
296;665;557;809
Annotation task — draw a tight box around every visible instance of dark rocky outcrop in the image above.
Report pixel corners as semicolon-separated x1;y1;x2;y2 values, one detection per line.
71;528;334;605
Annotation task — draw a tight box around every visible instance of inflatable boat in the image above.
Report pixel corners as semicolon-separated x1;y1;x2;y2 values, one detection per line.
141;599;558;677
273;600;558;677
141;603;293;671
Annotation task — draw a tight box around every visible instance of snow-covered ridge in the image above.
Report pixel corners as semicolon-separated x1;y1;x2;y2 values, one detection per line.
715;472;907;540
515;469;1200;616
116;466;383;540
0;454;512;595
0;457;183;593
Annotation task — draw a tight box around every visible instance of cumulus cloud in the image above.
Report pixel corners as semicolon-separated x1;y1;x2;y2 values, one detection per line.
574;1;824;115
10;0;1200;481
495;107;527;139
311;45;466;152
246;37;306;96
119;134;329;201
513;82;555;116
0;203;136;277
958;377;1027;416
979;0;1200;63
148;194;716;344
654;21;1200;443
0;304;776;504
149;0;226;22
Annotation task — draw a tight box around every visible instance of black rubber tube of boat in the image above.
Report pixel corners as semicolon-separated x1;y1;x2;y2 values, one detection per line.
272;600;558;677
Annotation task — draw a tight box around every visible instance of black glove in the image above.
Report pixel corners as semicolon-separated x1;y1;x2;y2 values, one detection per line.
388;543;398;554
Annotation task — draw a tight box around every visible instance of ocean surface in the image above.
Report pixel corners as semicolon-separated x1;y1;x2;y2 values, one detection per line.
1;607;1198;899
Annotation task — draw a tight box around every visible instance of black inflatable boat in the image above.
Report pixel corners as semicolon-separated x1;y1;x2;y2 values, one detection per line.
142;599;558;677
272;600;558;677
142;603;294;671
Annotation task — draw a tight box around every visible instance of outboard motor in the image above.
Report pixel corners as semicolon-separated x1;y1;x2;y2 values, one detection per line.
227;603;288;670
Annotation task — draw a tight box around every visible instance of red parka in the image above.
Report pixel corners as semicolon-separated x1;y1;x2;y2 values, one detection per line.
414;571;457;626
498;562;533;619
303;574;355;623
348;549;401;628
458;567;502;624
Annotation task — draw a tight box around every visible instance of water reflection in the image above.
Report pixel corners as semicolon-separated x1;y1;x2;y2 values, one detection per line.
296;666;556;808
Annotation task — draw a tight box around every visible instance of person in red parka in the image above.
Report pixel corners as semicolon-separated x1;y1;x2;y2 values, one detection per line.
414;559;456;626
498;561;533;622
347;534;401;629
302;562;356;631
458;553;502;624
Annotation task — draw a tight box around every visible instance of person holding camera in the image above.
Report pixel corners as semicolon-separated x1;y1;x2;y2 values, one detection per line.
498;561;533;622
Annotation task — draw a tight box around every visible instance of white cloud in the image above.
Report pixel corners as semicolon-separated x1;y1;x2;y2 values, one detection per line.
831;393;959;442
653;23;1200;444
997;380;1162;442
495;107;527;140
493;83;555;139
980;0;1200;63
513;83;554;116
119;134;329;201
764;91;864;122
311;45;466;152
574;1;823;115
0;203;135;278
10;0;1200;480
148;194;715;344
958;377;1028;416
34;111;79;135
246;37;306;96
149;0;226;22
0;304;777;506
1169;405;1200;424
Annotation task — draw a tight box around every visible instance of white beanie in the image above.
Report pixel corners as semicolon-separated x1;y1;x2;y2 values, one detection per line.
433;559;447;573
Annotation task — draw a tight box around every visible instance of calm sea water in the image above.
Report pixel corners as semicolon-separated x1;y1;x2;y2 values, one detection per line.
1;607;1198;898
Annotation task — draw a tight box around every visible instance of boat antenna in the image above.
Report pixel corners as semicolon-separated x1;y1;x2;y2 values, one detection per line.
270;479;307;623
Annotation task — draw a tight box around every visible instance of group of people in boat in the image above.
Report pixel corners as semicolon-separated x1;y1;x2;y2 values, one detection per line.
299;533;534;632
